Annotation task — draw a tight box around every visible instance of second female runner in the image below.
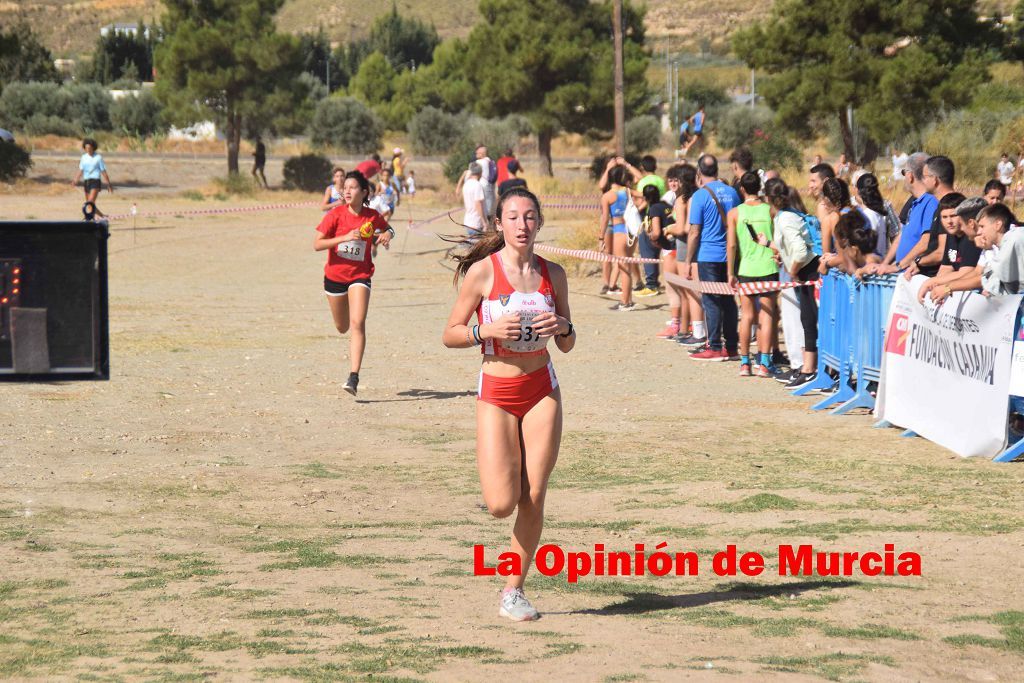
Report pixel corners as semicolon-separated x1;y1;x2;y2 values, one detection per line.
442;188;575;622
314;171;394;396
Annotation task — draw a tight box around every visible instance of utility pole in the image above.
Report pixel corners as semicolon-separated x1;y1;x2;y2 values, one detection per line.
612;0;625;157
750;69;755;109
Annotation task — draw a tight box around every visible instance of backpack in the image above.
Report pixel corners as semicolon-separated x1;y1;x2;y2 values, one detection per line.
486;158;498;185
782;208;822;256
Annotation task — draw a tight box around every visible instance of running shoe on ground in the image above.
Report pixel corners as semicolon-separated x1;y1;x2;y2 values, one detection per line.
675;333;707;347
656;323;680;339
755;364;777;378
603;286;622;298
725;349;741;361
636;287;659;298
499;587;539;622
343;372;359;396
689;347;729;361
774;368;799;384
599;284;610;295
786;372;817;389
609;302;636;311
633;282;645;292
739;363;752;377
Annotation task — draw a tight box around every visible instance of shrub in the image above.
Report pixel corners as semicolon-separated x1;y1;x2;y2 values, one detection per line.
716;106;774;150
61;83;113;132
283;153;333;192
681;82;729;108
923;109;1019;186
0;81;113;135
309;96;383;153
0;141;32;183
749;128;802;171
0;82;63;129
625;115;662;154
110;91;164;138
408;106;464;155
213;174;259;196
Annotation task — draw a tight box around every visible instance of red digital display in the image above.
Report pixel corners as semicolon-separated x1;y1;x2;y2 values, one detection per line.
0;259;22;342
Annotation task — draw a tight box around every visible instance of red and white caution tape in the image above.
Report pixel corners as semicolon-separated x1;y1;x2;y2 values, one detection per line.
534;243;660;265
106;200;318;221
664;272;817;296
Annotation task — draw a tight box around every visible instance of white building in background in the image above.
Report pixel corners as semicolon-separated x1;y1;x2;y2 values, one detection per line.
167;122;218;141
100;23;151;38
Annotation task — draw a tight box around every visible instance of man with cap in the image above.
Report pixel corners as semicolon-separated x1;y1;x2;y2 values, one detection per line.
917;195;986;303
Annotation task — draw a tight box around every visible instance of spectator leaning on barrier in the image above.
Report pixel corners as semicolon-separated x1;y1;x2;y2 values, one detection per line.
927;199;1009;304
916;193;979;302
984;179;1006;205
808;162;836;241
727;171;778;377
762;177;820;388
852;173;890;257
870;152;937;275
684;154;742;361
817;177;851;273
978;202;1023;296
825;210;881;275
903;155;956;279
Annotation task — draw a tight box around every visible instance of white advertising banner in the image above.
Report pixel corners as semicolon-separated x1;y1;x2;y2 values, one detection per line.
878;275;1022;458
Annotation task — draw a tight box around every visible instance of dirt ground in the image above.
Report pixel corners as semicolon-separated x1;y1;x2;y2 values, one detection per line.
2;155;1023;682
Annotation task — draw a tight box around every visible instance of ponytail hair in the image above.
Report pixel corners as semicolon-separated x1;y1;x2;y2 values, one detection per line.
763;177;790;211
855;172;885;215
449;187;544;283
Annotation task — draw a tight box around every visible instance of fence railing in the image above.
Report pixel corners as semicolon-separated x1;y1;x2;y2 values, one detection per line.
790;269;1022;462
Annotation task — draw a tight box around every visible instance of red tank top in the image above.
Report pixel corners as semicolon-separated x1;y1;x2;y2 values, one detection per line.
477;252;558;357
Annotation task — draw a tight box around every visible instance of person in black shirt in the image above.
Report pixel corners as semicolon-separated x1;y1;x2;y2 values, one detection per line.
252;136;268;189
916;194;983;303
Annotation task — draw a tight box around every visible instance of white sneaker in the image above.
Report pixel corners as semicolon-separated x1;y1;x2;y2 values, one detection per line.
499;587;539;622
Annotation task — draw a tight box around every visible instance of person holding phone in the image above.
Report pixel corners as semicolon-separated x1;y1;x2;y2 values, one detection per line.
726;171;778;377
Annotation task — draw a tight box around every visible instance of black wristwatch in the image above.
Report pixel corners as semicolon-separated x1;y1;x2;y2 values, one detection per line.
913;255;923;268
559;321;574;338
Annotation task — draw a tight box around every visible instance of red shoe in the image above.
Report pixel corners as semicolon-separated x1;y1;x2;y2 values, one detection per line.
656;323;680;339
739;363;752;376
689;347;728;361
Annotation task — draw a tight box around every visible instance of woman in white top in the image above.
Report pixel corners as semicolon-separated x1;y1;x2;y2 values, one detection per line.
852;172;889;257
759;178;821;388
321;167;345;211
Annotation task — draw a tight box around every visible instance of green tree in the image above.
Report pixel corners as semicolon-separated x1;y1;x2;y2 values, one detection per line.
348;52;397;108
309;97;383;154
299;27;347;91
154;0;306;174
345;2;440;75
1009;1;1024;64
733;0;996;164
0;22;60;90
462;0;650;175
90;21;160;84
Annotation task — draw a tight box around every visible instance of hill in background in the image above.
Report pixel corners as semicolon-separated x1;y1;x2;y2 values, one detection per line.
2;0;1016;67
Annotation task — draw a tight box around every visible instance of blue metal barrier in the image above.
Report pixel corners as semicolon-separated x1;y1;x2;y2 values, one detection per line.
831;274;897;415
792;271;840;397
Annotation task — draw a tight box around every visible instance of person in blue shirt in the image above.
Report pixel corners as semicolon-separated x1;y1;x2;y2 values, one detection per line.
682;105;706;156
864;152;940;276
682;154;741;360
71;137;113;218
